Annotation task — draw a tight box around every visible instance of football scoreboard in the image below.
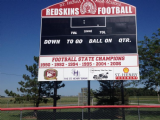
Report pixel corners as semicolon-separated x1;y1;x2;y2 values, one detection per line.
38;0;139;81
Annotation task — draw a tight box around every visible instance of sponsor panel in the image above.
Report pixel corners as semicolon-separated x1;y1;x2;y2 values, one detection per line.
63;68;88;80
114;67;139;80
89;67;114;80
38;68;63;81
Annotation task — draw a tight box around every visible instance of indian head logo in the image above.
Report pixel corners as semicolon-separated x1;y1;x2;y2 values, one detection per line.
80;0;97;14
44;69;58;80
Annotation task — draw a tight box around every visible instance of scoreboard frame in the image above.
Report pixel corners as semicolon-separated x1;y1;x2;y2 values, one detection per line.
38;0;139;81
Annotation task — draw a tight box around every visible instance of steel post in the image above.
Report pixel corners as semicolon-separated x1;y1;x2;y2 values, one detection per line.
20;111;22;120
82;109;84;120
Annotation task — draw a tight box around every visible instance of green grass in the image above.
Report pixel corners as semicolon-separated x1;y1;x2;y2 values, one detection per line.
0;96;160;120
0;97;78;108
125;115;160;120
1;96;160;119
1;96;160;108
1;109;160;120
128;96;160;104
129;96;159;100
1;111;37;120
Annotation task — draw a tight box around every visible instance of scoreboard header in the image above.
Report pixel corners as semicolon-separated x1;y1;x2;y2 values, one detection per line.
41;0;136;17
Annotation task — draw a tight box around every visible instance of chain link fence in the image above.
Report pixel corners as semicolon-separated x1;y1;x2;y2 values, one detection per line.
1;105;160;120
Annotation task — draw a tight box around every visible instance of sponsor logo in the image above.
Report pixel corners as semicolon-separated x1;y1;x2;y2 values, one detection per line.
93;72;109;80
90;68;112;73
64;69;87;80
123;67;129;73
44;69;58;80
115;68;138;80
90;68;112;79
80;0;97;14
72;69;80;77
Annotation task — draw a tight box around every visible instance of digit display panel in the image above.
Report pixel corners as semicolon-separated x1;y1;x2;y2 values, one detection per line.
41;16;136;55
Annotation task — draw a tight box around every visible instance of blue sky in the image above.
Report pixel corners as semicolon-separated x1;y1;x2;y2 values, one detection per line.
1;0;160;97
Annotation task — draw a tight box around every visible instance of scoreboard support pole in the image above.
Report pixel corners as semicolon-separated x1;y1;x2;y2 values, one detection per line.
38;82;41;107
121;80;124;104
53;81;57;120
121;80;125;120
88;80;90;120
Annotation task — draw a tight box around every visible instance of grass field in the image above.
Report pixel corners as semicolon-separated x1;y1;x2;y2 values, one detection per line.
0;97;79;108
1;96;160;120
1;96;160;108
128;96;160;105
1;108;160;120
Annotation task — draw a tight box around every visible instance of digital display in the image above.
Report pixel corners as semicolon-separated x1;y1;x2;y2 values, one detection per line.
71;17;106;27
40;16;136;55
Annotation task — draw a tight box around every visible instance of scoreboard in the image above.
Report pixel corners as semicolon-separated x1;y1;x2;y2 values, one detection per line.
38;0;139;81
41;16;136;55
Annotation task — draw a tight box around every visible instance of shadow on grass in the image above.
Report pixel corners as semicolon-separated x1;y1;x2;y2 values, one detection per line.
6;109;160;120
22;109;122;120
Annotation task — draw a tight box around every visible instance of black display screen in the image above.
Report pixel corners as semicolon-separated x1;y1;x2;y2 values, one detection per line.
40;16;136;55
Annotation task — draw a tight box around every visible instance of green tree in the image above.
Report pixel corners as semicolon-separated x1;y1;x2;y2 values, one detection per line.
125;88;157;96
93;80;128;120
5;56;42;107
41;81;65;107
138;28;160;91
5;56;65;107
93;81;129;105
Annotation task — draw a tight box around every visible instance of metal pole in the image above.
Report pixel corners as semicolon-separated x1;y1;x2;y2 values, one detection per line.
137;91;140;120
88;80;90;120
53;81;57;120
20;111;22;120
121;80;125;120
157;84;159;102
78;94;79;106
121;80;124;105
37;82;41;107
7;99;9;113
82;109;84;120
138;108;140;120
88;80;90;105
7;99;8;108
54;81;57;107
